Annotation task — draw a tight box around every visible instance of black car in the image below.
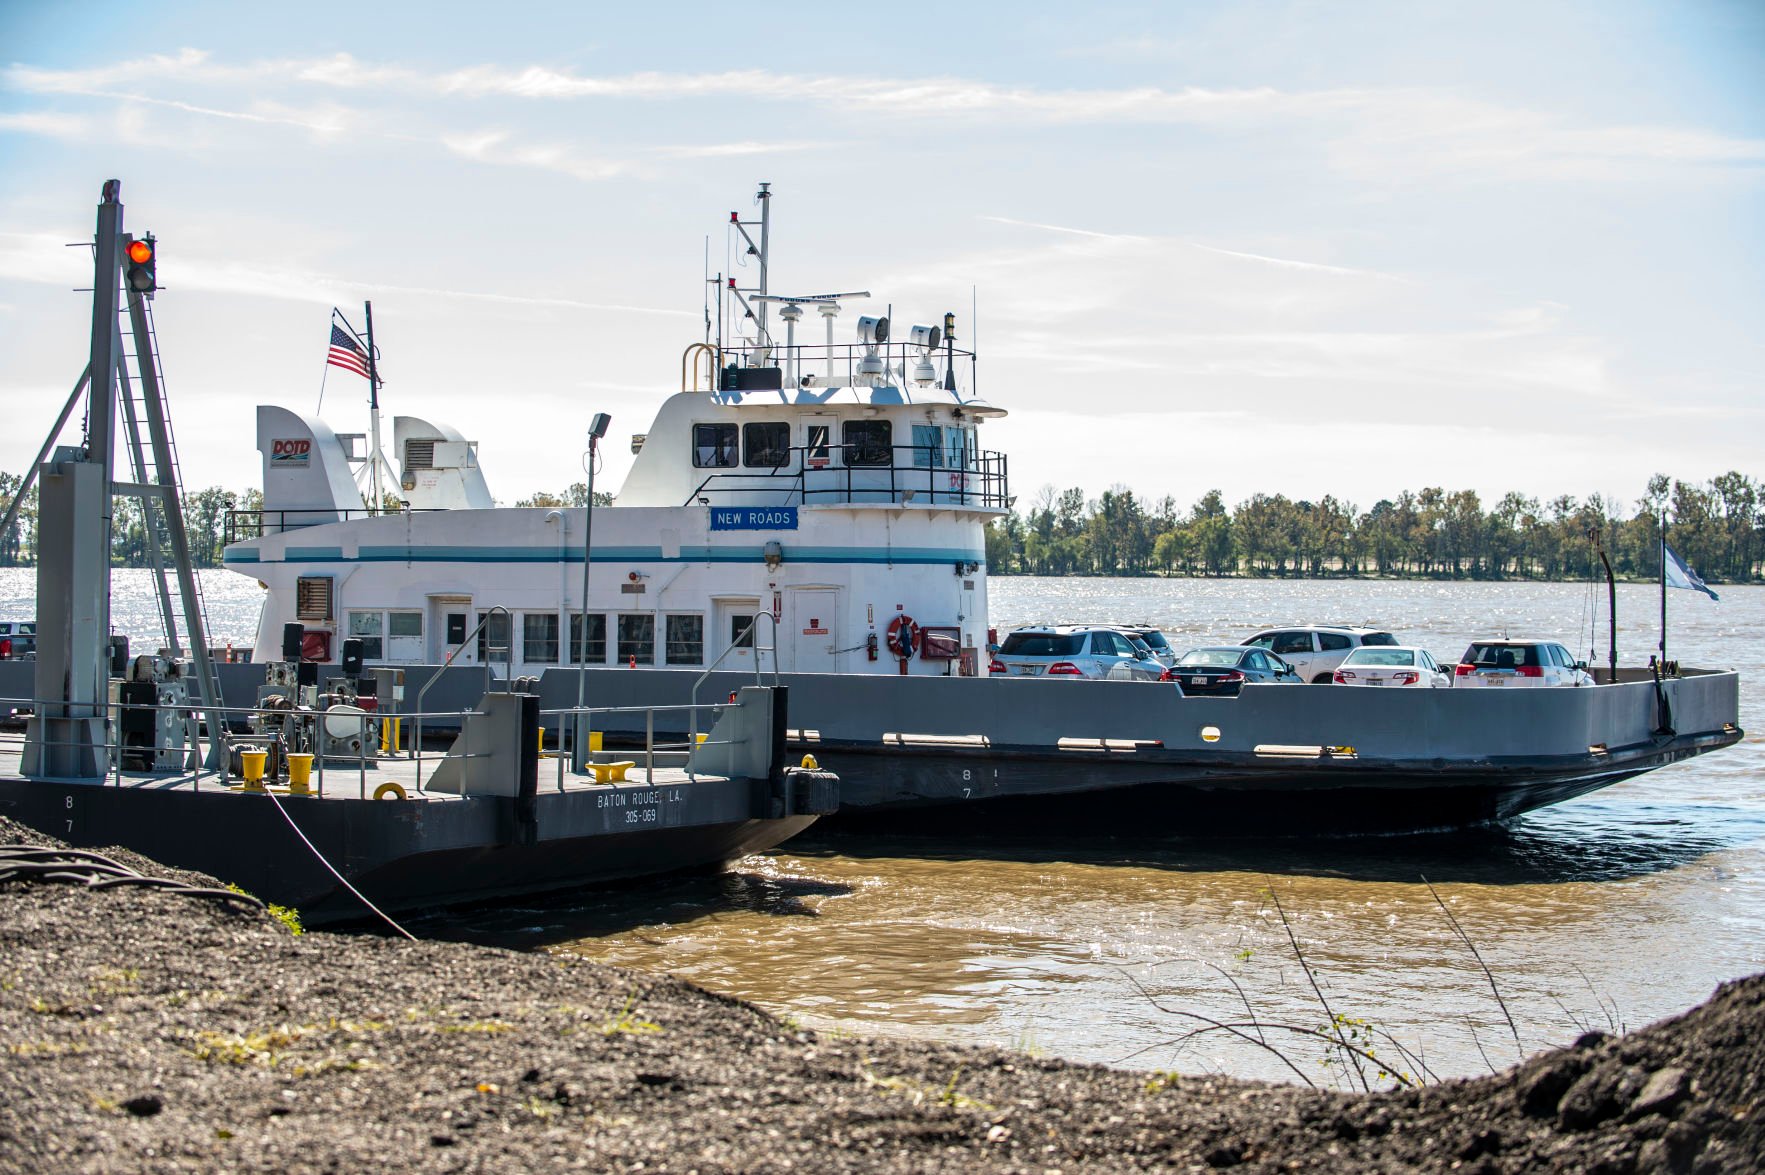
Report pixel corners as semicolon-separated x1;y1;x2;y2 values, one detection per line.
1170;646;1301;696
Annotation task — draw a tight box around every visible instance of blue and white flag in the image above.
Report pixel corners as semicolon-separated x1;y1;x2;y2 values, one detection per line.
1664;544;1719;601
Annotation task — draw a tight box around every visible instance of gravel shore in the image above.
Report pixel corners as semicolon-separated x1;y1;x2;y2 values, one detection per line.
2;816;1760;1173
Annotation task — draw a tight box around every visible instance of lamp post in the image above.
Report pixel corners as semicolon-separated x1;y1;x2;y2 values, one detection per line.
576;413;611;758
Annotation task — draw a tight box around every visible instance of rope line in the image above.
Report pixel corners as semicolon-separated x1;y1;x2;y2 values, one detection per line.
254;787;416;940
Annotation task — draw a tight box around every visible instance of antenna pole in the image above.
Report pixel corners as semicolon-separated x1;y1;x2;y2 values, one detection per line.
756;182;771;348
364;300;388;510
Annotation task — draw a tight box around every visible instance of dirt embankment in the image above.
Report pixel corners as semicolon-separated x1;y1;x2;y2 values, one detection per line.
1;818;1759;1173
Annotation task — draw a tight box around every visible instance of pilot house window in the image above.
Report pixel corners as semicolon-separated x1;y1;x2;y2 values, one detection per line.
743;422;790;467
693;423;739;468
842;420;892;467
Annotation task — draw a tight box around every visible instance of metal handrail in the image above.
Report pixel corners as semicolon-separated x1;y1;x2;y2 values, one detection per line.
223;506;441;542
413;606;511;783
681;442;1009;509
686;612;780;776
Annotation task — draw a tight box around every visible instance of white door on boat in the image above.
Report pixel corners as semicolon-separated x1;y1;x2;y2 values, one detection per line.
429;596;474;665
784;587;842;674
712;598;761;671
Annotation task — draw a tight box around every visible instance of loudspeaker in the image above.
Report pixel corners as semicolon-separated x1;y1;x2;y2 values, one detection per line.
281;623;305;661
341;638;364;678
297;661;318;687
108;635;130;676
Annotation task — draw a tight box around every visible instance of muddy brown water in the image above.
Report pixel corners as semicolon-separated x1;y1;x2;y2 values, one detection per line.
13;572;1761;1085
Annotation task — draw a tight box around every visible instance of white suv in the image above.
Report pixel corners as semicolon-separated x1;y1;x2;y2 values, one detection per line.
1241;625;1400;684
1454;639;1594;688
989;626;1167;681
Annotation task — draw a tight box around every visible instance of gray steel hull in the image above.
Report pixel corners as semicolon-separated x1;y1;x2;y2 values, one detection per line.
0;775;817;923
5;661;1743;831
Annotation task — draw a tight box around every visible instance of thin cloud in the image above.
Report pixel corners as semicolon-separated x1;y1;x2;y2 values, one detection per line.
11;51;1762;183
650;140;829;159
0;110;91;139
1185;242;1410;282
980;215;1148;243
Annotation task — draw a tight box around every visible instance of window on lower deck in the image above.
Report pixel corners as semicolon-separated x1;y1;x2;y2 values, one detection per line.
666;614;704;665
523;613;559;664
617;614;655;664
569;613;607;664
347;611;383;659
476;611;511;664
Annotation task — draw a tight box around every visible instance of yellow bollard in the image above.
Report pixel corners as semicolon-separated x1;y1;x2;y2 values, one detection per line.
538;726;546;755
239;749;268;792
589;731;603;753
286;752;314;796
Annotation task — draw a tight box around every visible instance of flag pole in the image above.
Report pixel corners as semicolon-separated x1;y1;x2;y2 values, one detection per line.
1659;509;1668;668
363;300;388;512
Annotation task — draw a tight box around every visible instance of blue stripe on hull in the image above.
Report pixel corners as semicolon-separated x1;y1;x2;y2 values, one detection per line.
226;546;982;567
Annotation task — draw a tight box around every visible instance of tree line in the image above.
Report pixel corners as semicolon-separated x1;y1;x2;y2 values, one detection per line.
5;468;1759;582
983;473;1764;583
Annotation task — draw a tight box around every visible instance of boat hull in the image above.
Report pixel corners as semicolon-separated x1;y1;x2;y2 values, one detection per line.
3;661;1742;833
0;774;817;924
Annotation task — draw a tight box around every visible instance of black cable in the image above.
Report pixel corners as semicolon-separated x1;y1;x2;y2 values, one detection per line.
0;845;266;915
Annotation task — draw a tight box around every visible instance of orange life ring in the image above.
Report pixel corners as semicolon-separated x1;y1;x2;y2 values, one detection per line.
886;614;920;660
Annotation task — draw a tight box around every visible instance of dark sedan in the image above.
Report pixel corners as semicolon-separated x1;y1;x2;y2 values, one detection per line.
1170;646;1301;696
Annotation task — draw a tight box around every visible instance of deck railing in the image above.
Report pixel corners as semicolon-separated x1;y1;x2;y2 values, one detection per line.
683;441;1009;509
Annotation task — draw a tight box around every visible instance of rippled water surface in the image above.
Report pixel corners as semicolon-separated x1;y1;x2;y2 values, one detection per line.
7;571;1760;1083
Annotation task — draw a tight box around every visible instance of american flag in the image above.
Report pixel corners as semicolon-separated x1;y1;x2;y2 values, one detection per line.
327;322;373;380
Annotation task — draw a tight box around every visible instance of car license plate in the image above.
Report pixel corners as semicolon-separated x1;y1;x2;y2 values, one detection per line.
1366;678;1382;686
1190;676;1207;686
1487;676;1503;685
1016;665;1041;676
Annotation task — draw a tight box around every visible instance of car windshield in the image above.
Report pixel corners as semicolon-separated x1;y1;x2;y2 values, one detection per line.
1345;648;1415;667
1135;631;1171;651
1463;643;1542;669
1178;649;1244;668
1360;631;1399;646
999;632;1084;657
1123;635;1154;657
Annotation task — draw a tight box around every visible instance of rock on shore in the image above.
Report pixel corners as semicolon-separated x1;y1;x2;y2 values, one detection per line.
1;817;1760;1173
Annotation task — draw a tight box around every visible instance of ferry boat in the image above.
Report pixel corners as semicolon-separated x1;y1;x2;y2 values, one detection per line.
225;185;1003;683
203;185;1743;833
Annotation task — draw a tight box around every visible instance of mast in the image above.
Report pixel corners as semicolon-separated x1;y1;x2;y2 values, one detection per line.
364;300;389;510
756;182;771;347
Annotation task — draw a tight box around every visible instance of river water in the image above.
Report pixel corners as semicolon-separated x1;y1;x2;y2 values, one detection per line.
6;570;1761;1085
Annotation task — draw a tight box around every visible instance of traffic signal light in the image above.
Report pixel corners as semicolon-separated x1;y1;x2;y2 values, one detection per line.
125;235;156;295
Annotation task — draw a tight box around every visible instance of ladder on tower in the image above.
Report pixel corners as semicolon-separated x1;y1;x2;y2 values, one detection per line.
113;272;228;768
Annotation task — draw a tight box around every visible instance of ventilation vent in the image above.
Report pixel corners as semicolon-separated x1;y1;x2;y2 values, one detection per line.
296;576;334;621
403;439;436;470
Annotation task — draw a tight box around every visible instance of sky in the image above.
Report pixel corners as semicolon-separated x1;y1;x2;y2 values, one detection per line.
1;1;1761;518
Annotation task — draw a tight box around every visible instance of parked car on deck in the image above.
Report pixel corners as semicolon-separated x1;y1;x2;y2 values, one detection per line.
1241;625;1400;683
1170;646;1302;696
1117;626;1177;668
1454;639;1593;688
0;621;35;660
989;625;1167;681
1332;646;1452;687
